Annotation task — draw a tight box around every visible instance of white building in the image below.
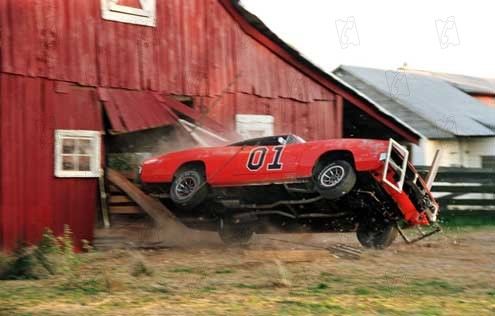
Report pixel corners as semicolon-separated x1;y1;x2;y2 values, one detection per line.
333;65;495;168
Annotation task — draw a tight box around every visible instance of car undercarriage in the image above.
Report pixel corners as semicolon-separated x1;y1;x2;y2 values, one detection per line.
141;137;441;248
160;171;402;235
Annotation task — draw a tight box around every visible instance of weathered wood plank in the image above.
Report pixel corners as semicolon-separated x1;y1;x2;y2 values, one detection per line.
442;199;495;206
106;168;187;230
109;195;134;204
416;166;495;183
432;185;495;193
109;205;143;214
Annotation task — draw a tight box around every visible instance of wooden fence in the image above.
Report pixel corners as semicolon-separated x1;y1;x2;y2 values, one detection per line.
416;167;495;224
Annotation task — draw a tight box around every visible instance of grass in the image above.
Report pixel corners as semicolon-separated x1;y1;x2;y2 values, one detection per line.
1;227;495;315
0;265;492;316
130;259;154;277
439;210;495;227
214;268;234;274
169;266;196;273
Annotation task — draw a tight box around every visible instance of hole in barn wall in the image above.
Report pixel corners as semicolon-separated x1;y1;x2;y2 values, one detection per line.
171;95;194;108
169;95;199;124
100;124;198;229
343;100;403;141
105;126;197;173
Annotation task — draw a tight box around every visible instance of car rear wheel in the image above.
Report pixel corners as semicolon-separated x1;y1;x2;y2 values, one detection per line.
170;166;208;210
218;221;253;246
314;160;356;199
356;222;398;249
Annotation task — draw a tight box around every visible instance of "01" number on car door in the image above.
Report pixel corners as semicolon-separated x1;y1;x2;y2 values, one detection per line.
246;146;284;171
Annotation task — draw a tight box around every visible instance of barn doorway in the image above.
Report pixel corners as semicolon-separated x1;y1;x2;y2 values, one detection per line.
343;100;404;140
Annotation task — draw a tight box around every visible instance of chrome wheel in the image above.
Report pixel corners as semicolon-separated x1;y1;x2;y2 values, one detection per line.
174;175;199;200
319;165;345;188
170;167;208;209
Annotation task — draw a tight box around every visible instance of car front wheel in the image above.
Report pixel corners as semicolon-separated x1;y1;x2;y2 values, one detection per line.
314;160;356;199
170;166;208;210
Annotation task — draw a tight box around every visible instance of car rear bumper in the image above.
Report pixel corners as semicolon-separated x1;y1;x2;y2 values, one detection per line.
378;139;439;225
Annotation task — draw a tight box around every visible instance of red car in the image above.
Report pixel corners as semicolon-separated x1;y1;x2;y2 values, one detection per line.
140;134;439;248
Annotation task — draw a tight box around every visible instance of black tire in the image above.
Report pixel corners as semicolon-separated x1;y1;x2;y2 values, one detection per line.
218;221;253;246
314;160;356;199
356;222;398;249
170;165;208;210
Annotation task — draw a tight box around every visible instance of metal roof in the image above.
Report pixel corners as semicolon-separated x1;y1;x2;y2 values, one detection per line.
98;88;177;134
401;69;495;95
334;65;495;139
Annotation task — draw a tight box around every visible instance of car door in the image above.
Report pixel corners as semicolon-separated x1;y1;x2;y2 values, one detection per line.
213;141;303;186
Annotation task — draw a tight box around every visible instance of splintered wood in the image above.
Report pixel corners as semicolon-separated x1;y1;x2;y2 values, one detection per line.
106;168;184;230
264;237;363;260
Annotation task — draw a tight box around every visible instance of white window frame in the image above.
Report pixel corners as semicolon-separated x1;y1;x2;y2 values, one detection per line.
54;130;102;178
235;114;274;140
101;0;156;27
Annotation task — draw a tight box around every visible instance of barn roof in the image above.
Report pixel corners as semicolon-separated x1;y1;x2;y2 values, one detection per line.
333;65;495;139
98;87;232;139
221;0;421;143
401;69;495;95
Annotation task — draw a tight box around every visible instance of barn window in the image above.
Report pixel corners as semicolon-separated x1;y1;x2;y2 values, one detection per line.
54;130;102;178
101;0;156;27
235;114;274;139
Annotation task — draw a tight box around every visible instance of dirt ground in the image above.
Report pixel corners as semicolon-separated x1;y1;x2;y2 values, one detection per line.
1;227;494;316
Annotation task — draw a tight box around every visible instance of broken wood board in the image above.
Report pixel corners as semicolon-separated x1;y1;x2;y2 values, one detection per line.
105;168;215;245
106;168;182;229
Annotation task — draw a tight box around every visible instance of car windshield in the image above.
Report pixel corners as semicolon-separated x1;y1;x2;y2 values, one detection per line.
229;134;306;146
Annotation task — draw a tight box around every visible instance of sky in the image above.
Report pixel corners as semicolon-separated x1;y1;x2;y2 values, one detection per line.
241;0;495;78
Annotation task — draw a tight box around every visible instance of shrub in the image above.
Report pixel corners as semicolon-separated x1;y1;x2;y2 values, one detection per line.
0;242;38;280
0;225;81;280
0;253;9;276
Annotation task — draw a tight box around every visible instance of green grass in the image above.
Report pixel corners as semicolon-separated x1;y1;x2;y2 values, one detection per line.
278;300;347;315
308;282;329;292
1;228;495;315
439;211;495;227
214;268;234;274
1;273;492;316
353;287;371;295
169;266;196;273
56;277;108;295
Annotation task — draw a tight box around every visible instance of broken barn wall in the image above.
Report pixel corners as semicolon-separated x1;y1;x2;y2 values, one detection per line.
106;126;198;173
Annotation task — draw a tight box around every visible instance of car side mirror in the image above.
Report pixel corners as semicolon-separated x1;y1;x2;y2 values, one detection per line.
278;137;287;145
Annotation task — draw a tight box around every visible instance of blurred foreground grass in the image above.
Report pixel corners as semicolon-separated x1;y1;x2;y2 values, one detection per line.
1;227;494;316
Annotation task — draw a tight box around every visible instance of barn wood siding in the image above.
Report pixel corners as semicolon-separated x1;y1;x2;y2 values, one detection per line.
1;0;340;140
0;73;103;250
0;0;345;250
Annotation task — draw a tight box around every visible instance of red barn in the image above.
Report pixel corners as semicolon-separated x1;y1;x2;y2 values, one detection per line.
0;0;419;250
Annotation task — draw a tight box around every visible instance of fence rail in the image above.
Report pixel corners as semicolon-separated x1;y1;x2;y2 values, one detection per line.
416;166;495;212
